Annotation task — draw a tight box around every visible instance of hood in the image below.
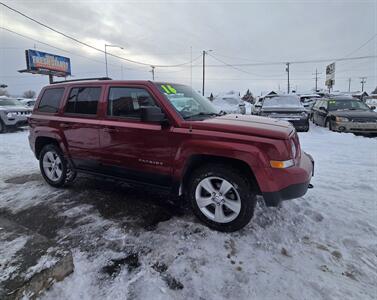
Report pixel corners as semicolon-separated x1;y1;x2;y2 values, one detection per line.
0;105;31;112
330;109;377;119
189;114;294;140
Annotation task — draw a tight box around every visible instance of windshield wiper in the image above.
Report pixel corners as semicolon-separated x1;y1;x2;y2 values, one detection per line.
183;112;221;119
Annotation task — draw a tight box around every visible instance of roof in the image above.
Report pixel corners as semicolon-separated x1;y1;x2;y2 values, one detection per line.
48;79;154;88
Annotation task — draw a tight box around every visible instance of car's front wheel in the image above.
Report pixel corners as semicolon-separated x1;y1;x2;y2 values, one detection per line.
187;164;257;232
39;144;76;187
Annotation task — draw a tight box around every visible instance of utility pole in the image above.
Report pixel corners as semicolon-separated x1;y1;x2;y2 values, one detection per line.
360;77;367;92
202;50;213;96
312;68;321;92
202;51;206;96
286;62;290;94
348;78;351;92
150;66;155;80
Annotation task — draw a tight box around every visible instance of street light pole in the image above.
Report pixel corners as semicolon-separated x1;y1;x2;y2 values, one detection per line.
105;44;124;78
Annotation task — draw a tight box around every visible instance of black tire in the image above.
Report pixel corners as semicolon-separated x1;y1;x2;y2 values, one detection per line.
328;120;332;131
325;118;332;131
187;163;257;232
0;119;6;133
39;144;76;187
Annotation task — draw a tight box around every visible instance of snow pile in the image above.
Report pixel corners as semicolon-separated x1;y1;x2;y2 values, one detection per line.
0;127;376;299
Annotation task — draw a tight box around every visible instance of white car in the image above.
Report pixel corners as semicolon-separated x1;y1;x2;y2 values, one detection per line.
0;98;32;133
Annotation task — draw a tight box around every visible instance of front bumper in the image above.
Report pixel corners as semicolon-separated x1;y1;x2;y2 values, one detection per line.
271;117;309;131
262;152;314;207
332;121;377;133
2;115;29;127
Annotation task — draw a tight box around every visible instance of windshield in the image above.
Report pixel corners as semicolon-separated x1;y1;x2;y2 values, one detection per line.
263;96;302;108
0;99;24;106
328;99;370;111
155;83;219;119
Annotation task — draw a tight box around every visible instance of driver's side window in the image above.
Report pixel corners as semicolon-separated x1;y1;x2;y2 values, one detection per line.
107;87;158;120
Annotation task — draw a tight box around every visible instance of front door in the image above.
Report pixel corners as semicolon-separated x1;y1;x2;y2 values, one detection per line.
99;86;173;187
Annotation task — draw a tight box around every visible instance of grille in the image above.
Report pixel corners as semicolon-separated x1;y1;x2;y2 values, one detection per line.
352;118;376;123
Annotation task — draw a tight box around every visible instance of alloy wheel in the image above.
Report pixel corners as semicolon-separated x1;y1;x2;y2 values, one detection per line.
42;150;63;182
195;176;241;223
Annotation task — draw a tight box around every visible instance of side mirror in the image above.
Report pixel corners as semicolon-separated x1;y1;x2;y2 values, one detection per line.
319;106;327;112
140;106;166;123
370;105;376;110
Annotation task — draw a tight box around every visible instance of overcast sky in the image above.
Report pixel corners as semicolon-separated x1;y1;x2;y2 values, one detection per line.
0;0;376;97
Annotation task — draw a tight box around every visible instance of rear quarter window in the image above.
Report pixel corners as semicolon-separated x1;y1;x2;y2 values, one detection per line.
65;87;101;115
37;88;65;113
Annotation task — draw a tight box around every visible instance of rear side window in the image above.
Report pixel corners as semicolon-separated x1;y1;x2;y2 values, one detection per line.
38;88;65;113
65;87;101;115
107;87;157;119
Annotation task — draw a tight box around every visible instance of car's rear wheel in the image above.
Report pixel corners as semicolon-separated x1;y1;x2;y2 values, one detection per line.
39;144;76;187
187;164;257;232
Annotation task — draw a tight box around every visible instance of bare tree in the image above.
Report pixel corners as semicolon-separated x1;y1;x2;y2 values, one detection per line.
0;89;10;97
23;90;36;99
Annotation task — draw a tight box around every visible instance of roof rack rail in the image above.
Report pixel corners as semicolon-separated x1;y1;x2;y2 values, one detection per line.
51;77;112;84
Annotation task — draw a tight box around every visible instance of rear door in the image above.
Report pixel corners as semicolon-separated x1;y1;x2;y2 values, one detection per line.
60;85;103;170
99;85;173;187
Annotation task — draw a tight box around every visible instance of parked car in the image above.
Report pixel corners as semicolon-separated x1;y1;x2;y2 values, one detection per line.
253;95;310;132
0;98;32;133
20;98;36;107
299;94;321;109
312;97;377;134
365;97;377;110
29;79;314;232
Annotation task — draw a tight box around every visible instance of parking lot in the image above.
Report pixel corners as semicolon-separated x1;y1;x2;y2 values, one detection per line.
0;125;376;299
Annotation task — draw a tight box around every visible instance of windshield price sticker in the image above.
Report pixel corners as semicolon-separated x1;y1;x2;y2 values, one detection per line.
161;84;177;94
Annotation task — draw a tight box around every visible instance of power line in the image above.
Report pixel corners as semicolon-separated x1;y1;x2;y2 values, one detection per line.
207;53;270;77
0;2;201;68
187;55;377;67
0;26;144;71
343;34;377;58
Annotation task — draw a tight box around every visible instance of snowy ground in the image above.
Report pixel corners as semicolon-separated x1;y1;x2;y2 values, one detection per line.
0;125;376;300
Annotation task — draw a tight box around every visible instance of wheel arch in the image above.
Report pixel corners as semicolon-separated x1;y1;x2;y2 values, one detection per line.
35;136;66;159
180;154;261;196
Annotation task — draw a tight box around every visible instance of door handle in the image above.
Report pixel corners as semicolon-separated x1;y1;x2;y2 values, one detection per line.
60;122;70;128
104;127;119;133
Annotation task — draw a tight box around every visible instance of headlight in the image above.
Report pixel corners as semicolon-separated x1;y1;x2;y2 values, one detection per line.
291;139;297;158
335;116;349;122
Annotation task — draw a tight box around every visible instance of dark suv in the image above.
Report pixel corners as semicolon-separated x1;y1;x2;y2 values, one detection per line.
29;79;314;232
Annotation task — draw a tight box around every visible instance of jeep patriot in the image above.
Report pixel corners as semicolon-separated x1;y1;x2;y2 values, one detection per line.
29;79;314;232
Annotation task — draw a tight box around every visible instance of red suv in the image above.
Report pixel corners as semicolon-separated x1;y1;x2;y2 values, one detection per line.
29;79;314;232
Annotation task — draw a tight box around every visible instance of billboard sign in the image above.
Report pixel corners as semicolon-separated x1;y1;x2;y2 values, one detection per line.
25;49;71;76
325;62;335;87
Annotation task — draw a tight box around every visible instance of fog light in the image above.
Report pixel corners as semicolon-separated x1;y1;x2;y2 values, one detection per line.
6;112;15;119
338;126;346;131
